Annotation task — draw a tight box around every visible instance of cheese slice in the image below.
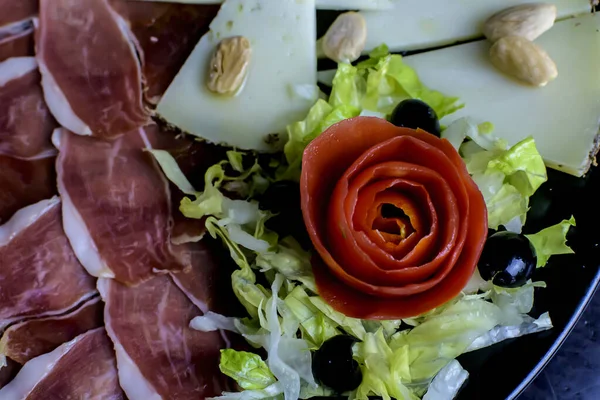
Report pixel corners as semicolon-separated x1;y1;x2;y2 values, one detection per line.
318;13;600;177
157;0;317;151
132;0;392;10
359;0;592;54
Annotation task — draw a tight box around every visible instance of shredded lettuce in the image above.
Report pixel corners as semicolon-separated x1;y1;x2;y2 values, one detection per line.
220;349;277;390
526;217;576;267
422;360;468;400
461;136;547;231
443;118;548;232
353;330;416;400
208;382;284;400
152;69;562;399
281;45;462;180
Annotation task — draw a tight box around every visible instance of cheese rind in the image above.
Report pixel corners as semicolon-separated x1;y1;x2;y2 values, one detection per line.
318;14;600;177
360;0;591;54
156;0;317;152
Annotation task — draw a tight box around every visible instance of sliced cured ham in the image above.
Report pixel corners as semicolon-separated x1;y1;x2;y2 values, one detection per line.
0;296;103;365
111;1;219;104
0;57;57;159
36;0;149;138
0;0;37;28
0;20;34;62
0;155;56;223
0;328;124;400
53;127;187;285
0;197;96;330
99;275;230;400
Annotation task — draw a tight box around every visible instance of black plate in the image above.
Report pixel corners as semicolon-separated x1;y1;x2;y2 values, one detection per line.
316;10;600;399
456;165;600;400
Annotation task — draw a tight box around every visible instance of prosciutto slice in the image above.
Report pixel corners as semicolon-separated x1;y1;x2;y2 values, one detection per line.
111;1;219;104
0;0;37;28
0;328;124;400
0;155;55;223
0;57;57;159
0;296;103;365
99;275;229;400
0;197;96;330
36;0;149;138
0;20;34;62
53;127;187;285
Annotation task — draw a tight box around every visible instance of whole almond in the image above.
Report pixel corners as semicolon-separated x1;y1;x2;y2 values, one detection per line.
484;3;557;43
207;36;252;95
489;36;558;87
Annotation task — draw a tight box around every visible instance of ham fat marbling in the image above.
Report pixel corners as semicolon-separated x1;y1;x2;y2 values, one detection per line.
0;198;97;330
36;0;149;139
0;328;124;400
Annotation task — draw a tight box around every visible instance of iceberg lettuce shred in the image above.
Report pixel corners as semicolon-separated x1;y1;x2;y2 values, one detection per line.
526;217;576;267
442;118;548;232
281;45;463;180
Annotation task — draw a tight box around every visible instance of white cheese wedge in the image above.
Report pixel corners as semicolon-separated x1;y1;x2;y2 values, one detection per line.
156;0;317;151
132;0;392;11
359;0;591;54
318;13;600;177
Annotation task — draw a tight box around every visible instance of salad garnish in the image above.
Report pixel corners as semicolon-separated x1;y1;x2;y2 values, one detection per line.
151;43;576;400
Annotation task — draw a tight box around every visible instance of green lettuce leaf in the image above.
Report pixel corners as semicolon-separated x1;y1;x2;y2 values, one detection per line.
255;237;315;291
394;299;502;385
462;136;547;231
352;330;417;400
220;349;276;390
422;360;469;400
526;217;576;267
359;47;463;118
281;45;462;181
283;286;340;349
487;137;547;198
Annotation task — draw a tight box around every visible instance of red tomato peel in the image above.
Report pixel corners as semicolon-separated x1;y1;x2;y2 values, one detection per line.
300;117;487;319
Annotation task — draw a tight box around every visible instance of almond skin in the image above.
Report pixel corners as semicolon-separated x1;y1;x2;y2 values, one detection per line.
484;3;557;43
207;36;252;95
489;36;558;87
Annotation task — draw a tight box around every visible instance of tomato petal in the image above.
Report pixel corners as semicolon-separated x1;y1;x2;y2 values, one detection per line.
301;117;488;318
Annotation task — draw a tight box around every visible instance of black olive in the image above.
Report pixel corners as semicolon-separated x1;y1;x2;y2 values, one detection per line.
312;335;362;393
389;99;441;137
478;231;537;288
258;180;300;213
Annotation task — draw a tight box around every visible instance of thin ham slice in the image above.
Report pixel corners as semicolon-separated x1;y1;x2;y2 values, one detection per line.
0;155;56;224
0;296;103;365
0;328;124;400
99;275;230;400
0;0;38;28
53;127;187;285
0;197;96;330
0;20;34;62
0;57;57;159
36;0;149;138
110;1;219;104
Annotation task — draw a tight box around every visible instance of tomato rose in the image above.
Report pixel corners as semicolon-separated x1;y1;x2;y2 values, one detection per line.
300;117;487;319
